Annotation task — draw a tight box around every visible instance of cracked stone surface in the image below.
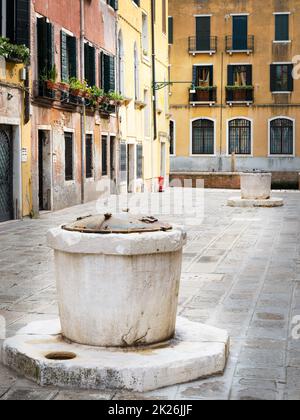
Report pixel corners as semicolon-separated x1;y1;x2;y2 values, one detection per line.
0;189;300;400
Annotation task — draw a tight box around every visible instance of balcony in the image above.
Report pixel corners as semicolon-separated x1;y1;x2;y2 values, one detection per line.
226;86;254;105
189;87;217;105
225;36;254;54
188;36;217;55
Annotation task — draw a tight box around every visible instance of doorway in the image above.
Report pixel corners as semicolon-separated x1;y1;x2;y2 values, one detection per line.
0;126;13;222
38;130;51;211
110;136;116;193
127;144;135;193
161;142;167;180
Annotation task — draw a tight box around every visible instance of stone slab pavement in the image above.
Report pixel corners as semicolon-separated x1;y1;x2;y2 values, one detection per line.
0;189;300;400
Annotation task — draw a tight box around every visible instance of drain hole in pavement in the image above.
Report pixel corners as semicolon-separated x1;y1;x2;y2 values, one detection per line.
45;352;77;361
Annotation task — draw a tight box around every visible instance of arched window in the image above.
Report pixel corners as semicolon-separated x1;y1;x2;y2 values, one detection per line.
270;118;294;155
192;119;214;155
117;31;124;95
134;44;139;100
228;119;251;155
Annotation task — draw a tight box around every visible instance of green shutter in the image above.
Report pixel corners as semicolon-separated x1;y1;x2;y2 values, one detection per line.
109;56;115;92
270;64;277;92
16;0;30;47
288;64;294;92
104;54;110;93
275;14;289;41
168;17;173;44
61;31;68;82
228;65;234;85
68;37;77;78
85;44;95;86
37;18;48;77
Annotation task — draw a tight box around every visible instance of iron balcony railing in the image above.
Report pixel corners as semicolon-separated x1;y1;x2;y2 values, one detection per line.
188;36;218;53
225;35;254;53
226;86;254;103
189;87;217;103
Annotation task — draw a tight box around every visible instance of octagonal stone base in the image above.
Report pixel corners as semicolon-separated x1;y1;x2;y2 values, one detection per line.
2;317;229;393
227;197;284;208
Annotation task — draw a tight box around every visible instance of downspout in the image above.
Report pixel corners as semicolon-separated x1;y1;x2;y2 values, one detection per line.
219;51;224;172
80;0;85;203
151;0;157;191
115;8;120;194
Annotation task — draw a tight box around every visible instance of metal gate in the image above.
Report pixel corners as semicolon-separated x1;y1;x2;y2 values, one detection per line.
0;128;13;222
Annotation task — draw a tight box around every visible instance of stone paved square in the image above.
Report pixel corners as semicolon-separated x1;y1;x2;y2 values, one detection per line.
0;189;300;400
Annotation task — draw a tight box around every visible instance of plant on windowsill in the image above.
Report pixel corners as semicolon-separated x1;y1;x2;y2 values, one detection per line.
226;85;254;90
57;80;70;92
108;91;124;107
226;85;254;102
191;85;217;102
40;65;59;90
90;86;104;105
0;37;30;65
68;78;88;97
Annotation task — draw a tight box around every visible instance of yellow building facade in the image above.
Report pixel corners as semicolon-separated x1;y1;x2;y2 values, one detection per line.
0;58;32;221
117;0;170;192
169;0;300;188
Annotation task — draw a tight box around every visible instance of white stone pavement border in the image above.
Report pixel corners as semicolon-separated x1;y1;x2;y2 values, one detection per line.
2;317;230;393
227;197;284;208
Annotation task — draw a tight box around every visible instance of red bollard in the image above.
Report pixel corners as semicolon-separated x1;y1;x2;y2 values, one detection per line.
158;176;164;193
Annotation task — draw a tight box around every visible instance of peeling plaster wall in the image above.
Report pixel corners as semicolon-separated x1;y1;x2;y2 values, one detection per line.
31;1;117;213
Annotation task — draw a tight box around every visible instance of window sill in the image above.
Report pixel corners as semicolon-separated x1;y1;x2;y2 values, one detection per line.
268;154;295;158
189;50;216;56
273;40;292;44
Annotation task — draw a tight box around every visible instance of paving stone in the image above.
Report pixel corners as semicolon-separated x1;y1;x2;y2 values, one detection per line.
0;189;299;399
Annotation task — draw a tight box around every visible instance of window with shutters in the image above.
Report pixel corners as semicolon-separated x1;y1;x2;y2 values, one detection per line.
232;15;248;50
226;65;253;103
86;134;93;179
136;144;143;179
120;143;127;183
196;16;211;51
84;43;96;87
270;64;293;92
275;13;290;42
106;0;119;10
168;17;173;45
61;31;77;82
100;53;116;93
1;0;30;47
269;118;294;155
228;119;252;155
192;119;215;155
102;136;108;176
37;17;54;79
64;132;74;181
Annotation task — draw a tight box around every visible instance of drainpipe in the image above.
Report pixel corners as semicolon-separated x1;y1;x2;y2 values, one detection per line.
80;0;85;204
151;0;157;191
219;51;224;172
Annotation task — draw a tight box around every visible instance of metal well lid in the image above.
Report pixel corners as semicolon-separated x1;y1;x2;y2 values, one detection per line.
62;213;173;234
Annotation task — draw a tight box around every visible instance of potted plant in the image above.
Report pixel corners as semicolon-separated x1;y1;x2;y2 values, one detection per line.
90;86;104;105
57;80;70;92
44;65;58;90
69;78;85;97
226;85;253;101
195;86;216;102
108;91;124;107
0;37;30;64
